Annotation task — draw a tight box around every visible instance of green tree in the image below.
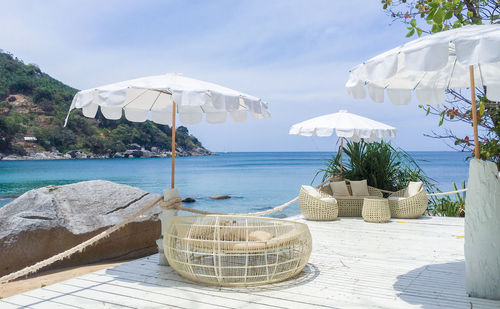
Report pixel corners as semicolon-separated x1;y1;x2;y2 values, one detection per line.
382;0;500;167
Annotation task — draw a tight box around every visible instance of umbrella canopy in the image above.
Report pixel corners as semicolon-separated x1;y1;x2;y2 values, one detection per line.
289;110;396;172
289;110;396;142
345;24;500;158
65;73;270;126
65;73;270;188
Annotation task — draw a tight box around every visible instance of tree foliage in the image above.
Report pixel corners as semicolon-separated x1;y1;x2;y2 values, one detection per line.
381;0;500;167
0;51;207;155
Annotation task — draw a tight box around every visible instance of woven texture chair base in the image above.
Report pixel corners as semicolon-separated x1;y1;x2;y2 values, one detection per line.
362;198;391;223
320;182;383;217
298;187;338;221
164;215;312;286
389;189;429;218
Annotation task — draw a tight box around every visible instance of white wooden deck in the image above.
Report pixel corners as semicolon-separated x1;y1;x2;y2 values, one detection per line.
2;216;499;308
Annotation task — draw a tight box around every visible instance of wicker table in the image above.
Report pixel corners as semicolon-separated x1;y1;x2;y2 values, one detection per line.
362;198;391;223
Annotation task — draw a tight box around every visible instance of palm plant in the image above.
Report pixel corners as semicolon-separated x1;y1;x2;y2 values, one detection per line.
316;140;433;192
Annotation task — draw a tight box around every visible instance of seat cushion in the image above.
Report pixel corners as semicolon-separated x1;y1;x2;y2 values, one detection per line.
350;180;370;196
330;181;350;196
248;231;274;241
407;181;423;197
388;196;406;201
320;197;337;203
334;195;370;200
301;185;322;198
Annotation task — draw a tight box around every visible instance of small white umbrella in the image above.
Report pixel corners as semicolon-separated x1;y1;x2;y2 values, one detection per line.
65;73;270;188
345;25;500;158
289;110;396;172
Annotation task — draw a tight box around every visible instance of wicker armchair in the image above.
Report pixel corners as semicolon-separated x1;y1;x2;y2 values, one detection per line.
320;182;383;217
388;188;428;218
298;186;338;221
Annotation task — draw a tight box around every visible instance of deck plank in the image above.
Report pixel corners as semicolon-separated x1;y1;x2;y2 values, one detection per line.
1;217;499;308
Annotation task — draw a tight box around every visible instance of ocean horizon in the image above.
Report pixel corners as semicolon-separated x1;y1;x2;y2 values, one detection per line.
0;151;470;217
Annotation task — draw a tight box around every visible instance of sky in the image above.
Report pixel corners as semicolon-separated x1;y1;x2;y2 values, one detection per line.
0;0;473;152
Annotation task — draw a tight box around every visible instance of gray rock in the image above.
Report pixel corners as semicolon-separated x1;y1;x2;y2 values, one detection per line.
66;150;79;158
141;150;153;158
124;150;142;158
210;195;231;200
182;197;196;203
2;155;19;160
0;180;162;277
128;143;141;150
113;152;124;158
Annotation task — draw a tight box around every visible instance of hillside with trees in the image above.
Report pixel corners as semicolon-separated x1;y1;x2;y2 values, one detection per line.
0;50;212;159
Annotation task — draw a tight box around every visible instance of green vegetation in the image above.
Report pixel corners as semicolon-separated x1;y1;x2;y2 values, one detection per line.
429;181;466;217
0;50;206;155
315;140;432;192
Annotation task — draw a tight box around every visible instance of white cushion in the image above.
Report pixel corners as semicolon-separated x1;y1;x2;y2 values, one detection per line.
248;231;274;241
301;185;322;199
320;197;337;203
407;181;423;197
330;181;350;196
350;180;370;196
388;196;406;201
334;195;370;200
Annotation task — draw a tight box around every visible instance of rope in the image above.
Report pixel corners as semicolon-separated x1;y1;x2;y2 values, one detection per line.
0;176;332;283
0;196;181;284
162;176;334;216
427;188;467;197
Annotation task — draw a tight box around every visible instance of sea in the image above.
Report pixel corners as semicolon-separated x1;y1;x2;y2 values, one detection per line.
0;152;470;217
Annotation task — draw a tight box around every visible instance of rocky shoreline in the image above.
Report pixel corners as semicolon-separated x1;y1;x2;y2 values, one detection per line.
0;145;216;161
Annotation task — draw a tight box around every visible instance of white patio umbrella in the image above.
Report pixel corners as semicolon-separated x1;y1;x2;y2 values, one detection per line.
345;24;500;159
64;73;270;188
289;110;396;172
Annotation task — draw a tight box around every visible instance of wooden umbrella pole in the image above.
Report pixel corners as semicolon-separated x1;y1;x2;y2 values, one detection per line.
171;102;176;188
469;65;480;159
340;137;344;174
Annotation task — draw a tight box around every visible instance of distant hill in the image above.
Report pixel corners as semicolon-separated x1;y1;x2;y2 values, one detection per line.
0;50;211;158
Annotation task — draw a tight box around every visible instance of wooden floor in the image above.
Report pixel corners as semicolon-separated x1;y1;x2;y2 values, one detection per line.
2;216;500;308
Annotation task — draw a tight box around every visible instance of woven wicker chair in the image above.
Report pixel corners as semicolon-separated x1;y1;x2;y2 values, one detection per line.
388;188;429;218
164;215;312;286
298;186;338;221
320;182;383;217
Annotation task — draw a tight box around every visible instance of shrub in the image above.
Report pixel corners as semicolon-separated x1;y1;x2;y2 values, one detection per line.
9;77;35;94
33;87;53;104
429;181;466;217
316;140;432;192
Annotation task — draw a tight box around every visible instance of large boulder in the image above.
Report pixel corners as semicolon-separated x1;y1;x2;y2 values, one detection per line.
0;180;162;277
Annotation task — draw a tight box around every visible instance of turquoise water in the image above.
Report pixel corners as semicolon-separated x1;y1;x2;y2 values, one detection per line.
0;152;470;217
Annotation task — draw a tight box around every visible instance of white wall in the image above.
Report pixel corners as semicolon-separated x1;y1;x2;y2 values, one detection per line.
465;159;500;300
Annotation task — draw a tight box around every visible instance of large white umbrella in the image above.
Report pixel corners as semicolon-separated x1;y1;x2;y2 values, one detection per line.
289;110;396;172
65;73;270;188
345;24;500;158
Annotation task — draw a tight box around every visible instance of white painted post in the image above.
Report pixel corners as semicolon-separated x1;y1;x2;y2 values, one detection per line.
465;159;500;300
157;188;179;266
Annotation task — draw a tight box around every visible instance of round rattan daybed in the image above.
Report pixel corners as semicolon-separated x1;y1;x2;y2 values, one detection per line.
163;215;312;286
